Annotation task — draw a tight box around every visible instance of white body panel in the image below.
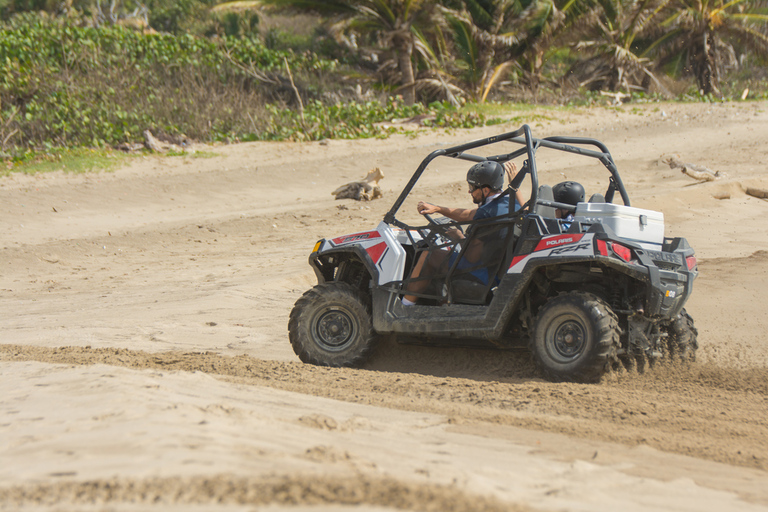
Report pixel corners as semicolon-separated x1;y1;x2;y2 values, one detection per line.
574;202;664;250
376;222;407;284
321;223;408;285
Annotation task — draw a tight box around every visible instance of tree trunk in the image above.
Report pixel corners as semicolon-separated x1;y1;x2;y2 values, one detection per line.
697;30;720;96
394;35;416;105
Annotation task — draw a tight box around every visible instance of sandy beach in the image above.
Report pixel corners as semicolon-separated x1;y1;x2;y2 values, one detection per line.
2;101;768;511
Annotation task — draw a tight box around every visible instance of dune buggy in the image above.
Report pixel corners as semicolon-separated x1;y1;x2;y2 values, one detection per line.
288;125;698;382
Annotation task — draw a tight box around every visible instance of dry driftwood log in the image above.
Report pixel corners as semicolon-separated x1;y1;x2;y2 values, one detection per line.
745;187;768;199
143;130;188;153
332;167;384;201
373;114;437;129
662;154;723;181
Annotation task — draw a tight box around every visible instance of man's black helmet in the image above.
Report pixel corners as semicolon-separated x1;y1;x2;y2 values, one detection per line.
553;181;585;205
467;161;504;191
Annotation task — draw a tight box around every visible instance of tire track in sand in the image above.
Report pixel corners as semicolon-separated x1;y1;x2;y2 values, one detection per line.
2;343;767;472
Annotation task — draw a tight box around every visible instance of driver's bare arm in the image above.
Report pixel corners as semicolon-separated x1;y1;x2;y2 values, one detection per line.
416;201;476;222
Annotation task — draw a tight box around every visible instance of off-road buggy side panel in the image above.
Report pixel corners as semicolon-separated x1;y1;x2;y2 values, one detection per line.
310;222;407;288
507;233;596;272
370;212;694;348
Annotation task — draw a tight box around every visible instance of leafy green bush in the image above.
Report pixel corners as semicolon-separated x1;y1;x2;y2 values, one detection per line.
0;14;340;150
242;99;486;142
0;13;486;163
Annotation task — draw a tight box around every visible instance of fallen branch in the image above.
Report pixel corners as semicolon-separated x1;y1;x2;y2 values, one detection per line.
283;56;305;127
662;154;723;182
745;187;768;199
599;90;630;105
143;130;185;153
373;114;436;129
1;105;19;151
332;167;384;201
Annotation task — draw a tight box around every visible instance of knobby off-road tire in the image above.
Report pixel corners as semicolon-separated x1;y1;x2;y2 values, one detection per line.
666;309;698;361
531;292;620;383
288;282;376;367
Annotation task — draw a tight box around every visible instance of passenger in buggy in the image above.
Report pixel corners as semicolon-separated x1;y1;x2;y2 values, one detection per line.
552;181;585;230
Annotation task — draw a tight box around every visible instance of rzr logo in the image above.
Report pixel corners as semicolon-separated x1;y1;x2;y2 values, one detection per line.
332;231;381;245
550;242;591;255
342;234;371;243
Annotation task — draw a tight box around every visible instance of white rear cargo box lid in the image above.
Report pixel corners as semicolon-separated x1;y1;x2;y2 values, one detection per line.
574;202;664;249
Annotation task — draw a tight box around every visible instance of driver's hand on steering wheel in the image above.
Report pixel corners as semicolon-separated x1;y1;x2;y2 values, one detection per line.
417;201;440;215
445;226;463;241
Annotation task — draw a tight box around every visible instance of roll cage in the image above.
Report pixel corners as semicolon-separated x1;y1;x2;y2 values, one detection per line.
382;124;631;231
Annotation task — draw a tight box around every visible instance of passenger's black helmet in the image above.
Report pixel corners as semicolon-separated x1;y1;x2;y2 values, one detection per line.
553;181;585;205
467;161;504;191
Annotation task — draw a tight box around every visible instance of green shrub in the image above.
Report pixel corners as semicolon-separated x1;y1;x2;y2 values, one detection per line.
0;14;341;150
0;13;487;164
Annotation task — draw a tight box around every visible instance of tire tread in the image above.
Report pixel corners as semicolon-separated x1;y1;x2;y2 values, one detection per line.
288;282;375;367
530;291;619;383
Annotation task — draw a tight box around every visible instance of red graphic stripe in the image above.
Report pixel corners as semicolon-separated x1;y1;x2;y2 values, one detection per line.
365;241;388;264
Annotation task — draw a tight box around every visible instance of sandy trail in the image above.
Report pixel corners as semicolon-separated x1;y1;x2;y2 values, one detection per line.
2;101;768;511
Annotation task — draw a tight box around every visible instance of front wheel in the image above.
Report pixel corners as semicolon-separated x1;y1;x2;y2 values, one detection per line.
531;292;619;383
288;282;375;367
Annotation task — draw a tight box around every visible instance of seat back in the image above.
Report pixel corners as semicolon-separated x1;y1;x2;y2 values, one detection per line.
535;185;557;218
450;218;512;304
589;193;606;203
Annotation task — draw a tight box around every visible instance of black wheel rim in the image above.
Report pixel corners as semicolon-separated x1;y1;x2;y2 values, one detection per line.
546;313;587;363
312;307;357;351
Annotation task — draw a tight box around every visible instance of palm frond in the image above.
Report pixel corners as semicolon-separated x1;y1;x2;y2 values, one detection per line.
481;60;514;101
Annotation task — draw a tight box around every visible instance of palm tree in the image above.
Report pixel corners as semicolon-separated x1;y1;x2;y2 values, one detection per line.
262;0;446;105
505;0;579;95
566;0;671;94
443;2;522;101
645;0;768;95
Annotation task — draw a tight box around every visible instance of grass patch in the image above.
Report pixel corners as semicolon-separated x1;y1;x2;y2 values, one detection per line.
462;102;570;126
1;148;132;177
165;149;220;158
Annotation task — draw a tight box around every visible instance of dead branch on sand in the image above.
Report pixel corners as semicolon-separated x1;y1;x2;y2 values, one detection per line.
142;130;190;153
662;154;723;182
332;167;384;201
745;187;768;200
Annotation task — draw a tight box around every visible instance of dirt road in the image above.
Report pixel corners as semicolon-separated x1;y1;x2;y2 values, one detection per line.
2;101;768;511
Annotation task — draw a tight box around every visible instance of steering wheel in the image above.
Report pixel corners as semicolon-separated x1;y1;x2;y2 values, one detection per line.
421;213;462;248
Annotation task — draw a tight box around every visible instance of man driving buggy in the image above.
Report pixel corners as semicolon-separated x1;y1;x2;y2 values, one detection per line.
401;160;527;306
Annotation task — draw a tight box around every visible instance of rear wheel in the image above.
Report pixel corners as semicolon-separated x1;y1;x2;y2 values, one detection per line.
531;292;619;383
665;309;698;361
289;282;375;367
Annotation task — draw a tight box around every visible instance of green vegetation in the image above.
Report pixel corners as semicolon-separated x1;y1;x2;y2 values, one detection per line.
1;0;767;175
251;100;486;142
0;147;130;177
0;14;338;147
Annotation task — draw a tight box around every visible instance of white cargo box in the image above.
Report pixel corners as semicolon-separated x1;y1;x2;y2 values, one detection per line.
574;202;664;250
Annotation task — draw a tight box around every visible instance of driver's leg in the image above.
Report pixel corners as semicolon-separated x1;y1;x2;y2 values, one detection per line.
403;249;449;304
